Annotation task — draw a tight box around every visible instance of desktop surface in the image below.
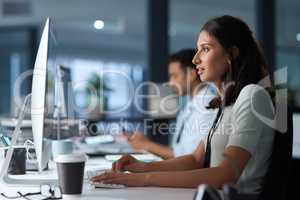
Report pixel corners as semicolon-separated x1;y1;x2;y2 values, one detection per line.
0;157;195;200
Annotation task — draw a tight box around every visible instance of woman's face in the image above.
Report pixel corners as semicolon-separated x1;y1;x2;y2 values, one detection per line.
192;31;230;85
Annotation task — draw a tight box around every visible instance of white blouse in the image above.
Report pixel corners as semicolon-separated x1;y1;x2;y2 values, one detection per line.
204;84;275;194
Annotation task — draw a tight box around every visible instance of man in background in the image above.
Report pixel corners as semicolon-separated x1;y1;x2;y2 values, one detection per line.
126;49;216;159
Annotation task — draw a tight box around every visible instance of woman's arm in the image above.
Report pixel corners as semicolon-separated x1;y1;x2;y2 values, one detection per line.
143;142;205;172
95;146;251;188
113;142;205;173
146;146;251;188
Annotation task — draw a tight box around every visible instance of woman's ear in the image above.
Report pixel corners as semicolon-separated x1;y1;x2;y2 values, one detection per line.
227;46;239;63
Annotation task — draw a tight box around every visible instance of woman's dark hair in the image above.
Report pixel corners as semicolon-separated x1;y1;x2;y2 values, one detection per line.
169;49;197;71
201;15;272;108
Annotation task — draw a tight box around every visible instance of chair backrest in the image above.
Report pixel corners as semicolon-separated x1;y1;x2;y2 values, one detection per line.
258;106;293;200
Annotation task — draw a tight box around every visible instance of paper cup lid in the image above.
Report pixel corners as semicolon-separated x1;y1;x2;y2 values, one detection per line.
55;153;87;163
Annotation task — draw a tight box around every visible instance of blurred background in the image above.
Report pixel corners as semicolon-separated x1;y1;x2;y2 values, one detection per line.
0;0;299;119
0;0;299;197
1;0;299;147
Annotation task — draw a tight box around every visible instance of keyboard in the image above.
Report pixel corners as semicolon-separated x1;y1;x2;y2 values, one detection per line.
86;169;106;180
92;182;126;189
86;170;126;189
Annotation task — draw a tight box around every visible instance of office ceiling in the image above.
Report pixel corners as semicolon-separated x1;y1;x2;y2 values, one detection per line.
0;0;299;56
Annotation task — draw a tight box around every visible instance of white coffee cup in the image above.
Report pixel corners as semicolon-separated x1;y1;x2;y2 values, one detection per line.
55;153;87;195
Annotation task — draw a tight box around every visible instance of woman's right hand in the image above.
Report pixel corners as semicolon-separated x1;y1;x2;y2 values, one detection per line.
112;154;147;173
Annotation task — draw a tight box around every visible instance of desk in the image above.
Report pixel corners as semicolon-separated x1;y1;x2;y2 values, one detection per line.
0;157;195;200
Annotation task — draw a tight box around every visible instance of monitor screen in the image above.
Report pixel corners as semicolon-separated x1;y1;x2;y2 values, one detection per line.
43;21;58;139
56;65;72;118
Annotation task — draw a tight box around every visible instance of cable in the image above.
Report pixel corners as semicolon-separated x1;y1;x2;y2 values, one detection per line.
23;139;35;161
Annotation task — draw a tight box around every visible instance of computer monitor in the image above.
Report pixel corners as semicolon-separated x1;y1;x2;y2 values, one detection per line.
31;17;56;172
0;18;57;185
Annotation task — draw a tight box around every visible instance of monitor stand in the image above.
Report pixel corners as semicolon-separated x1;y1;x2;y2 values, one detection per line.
0;94;57;186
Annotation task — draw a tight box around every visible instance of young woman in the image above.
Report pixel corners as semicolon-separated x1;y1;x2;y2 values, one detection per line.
92;15;275;195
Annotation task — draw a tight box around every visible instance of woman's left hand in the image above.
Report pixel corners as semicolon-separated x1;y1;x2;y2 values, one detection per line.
91;171;150;187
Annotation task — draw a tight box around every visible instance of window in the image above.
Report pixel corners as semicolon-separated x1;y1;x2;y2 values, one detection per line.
276;0;300;107
58;58;144;119
169;0;256;53
0;29;34;117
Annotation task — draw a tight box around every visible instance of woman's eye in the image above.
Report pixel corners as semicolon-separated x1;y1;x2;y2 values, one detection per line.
203;47;209;53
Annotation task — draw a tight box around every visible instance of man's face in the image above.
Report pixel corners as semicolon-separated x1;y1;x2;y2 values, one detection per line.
168;62;189;96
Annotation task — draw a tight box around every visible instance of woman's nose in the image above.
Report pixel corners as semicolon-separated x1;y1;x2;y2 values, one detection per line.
192;52;200;65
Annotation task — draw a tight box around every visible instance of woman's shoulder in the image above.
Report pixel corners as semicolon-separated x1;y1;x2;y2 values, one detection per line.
240;84;265;95
237;84;271;102
233;84;274;115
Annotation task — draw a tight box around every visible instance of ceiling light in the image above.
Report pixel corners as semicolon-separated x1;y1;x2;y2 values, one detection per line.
94;20;104;30
296;33;300;42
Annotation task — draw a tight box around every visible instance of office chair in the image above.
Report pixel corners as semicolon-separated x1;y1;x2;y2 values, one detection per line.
258;106;293;200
